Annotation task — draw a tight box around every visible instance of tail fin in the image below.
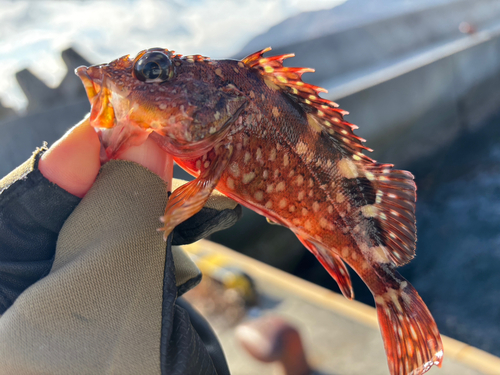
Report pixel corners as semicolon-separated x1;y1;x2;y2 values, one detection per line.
374;281;443;375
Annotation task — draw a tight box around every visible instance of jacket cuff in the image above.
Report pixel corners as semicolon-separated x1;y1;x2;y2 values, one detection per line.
0;146;82;313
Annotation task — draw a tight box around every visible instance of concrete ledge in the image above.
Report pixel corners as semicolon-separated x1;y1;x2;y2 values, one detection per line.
183;239;500;375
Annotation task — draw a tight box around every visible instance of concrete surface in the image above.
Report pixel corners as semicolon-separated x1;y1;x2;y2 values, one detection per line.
183;240;496;375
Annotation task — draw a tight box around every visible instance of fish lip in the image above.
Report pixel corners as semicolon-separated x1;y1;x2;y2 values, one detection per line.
75;65;105;103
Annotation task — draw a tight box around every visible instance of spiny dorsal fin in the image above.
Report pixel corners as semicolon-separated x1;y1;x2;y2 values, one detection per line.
243;48;417;266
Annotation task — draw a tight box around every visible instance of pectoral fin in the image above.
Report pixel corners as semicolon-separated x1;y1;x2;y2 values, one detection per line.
158;144;233;240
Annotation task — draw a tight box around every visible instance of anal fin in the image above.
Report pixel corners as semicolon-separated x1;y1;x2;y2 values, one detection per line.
297;235;354;300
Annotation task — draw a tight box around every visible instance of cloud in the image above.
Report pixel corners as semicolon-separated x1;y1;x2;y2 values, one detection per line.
0;0;345;111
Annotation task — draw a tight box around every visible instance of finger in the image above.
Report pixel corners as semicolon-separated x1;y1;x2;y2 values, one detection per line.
116;135;173;187
39;116;101;198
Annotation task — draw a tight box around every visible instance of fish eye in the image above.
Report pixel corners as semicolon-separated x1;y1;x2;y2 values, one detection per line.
133;51;173;83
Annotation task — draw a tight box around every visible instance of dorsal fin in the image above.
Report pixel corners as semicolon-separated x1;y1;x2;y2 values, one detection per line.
242;48;417;266
242;47;372;160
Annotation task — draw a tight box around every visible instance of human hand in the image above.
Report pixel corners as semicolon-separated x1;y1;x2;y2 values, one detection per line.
38;116;173;198
37;116;241;244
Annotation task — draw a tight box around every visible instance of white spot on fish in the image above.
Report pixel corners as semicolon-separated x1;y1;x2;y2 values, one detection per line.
372;246;390;263
365;171;375;181
229;162;240;177
243;135;250;147
256;148;263;162
361;204;378;218
312;201;320;213
277;75;288;84
336;193;345;203
319;217;328;228
265;201;273;209
269;148;276;161
226;177;235;190
338;158;359;179
304;220;312;230
296;141;308;155
242;172;256;184
283;153;289;167
375;296;385;305
244;152;251;164
279;198;288;209
254;191;264;201
307;113;322;133
276;181;285;192
295;175;304;186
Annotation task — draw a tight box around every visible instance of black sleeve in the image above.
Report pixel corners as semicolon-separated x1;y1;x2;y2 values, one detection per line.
0;148;81;313
160;232;230;375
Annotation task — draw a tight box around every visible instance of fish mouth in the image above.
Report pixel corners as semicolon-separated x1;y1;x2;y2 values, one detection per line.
76;64;130;161
75;65;104;105
76;65;116;130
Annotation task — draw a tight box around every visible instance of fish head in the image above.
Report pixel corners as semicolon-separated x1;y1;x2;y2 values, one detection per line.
76;48;248;159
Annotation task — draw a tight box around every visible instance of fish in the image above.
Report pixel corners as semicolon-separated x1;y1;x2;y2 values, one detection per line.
76;47;443;375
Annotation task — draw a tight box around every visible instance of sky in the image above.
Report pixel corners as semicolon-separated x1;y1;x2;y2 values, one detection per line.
0;0;346;112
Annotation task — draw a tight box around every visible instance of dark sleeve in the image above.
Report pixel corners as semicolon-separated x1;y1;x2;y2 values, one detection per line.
0;147;81;313
176;297;230;375
161;233;230;375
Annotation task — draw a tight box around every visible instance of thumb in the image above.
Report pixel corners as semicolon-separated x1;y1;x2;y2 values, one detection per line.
115;134;174;190
39;116;101;198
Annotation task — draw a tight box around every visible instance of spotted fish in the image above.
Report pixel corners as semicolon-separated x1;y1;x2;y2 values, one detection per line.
76;47;443;375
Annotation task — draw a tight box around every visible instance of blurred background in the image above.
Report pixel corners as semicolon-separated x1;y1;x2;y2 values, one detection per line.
1;0;500;374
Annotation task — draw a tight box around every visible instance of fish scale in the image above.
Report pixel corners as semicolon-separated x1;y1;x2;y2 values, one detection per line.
76;46;443;375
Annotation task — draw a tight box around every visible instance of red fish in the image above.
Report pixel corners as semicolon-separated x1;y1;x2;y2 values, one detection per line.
76;47;443;375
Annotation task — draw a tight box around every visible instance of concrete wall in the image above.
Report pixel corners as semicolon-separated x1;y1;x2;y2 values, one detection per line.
335;29;500;166
0;100;89;176
238;0;500;85
236;0;500;167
